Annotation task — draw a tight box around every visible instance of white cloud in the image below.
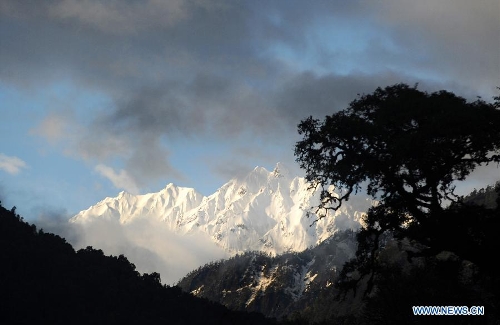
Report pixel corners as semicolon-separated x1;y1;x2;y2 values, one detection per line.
30;114;68;144
95;164;139;194
0;154;28;175
69;217;228;285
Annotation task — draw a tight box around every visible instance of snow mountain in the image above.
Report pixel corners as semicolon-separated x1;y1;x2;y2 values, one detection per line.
71;163;371;255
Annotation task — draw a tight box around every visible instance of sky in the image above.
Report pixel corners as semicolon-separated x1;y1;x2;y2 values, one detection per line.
1;0;500;222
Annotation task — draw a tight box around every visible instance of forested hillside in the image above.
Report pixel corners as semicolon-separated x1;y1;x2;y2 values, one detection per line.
178;229;359;321
0;202;275;325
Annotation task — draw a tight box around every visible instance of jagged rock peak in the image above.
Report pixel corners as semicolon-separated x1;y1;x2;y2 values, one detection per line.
71;163;371;254
272;162;289;178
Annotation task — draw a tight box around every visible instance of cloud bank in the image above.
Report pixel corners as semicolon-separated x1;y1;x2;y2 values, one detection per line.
3;0;498;193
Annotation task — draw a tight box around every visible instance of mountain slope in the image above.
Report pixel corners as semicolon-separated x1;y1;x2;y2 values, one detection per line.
177;230;360;320
71;163;371;255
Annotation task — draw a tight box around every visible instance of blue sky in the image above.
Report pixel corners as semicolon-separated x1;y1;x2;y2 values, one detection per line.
1;0;499;222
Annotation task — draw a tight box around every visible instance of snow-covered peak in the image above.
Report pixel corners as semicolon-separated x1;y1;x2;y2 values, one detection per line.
71;163;372;255
232;163;294;193
271;162;289;179
71;183;205;226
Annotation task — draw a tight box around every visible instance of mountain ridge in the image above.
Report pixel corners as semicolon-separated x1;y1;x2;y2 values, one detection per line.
71;163;372;255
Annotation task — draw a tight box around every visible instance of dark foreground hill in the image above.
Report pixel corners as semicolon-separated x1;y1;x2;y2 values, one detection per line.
0;202;275;325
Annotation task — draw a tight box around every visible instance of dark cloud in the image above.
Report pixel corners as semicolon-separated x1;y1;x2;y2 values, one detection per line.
106;82;191;136
275;72;390;122
2;0;498;191
125;135;184;186
371;0;500;95
3;0;497;93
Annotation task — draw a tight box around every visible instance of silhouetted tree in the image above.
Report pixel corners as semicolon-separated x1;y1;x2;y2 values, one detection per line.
296;83;500;220
295;83;500;294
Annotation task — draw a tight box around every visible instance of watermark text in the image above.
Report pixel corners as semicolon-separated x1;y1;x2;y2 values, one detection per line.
412;306;484;316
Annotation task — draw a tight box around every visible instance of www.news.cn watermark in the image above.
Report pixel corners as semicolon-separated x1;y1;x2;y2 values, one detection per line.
413;306;485;316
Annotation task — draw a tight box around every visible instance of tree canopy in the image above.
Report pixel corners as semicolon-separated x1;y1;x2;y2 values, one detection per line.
295;83;500;222
295;83;500;296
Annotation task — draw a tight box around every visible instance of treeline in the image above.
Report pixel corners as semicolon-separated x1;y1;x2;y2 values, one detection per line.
0;203;275;325
463;181;499;208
